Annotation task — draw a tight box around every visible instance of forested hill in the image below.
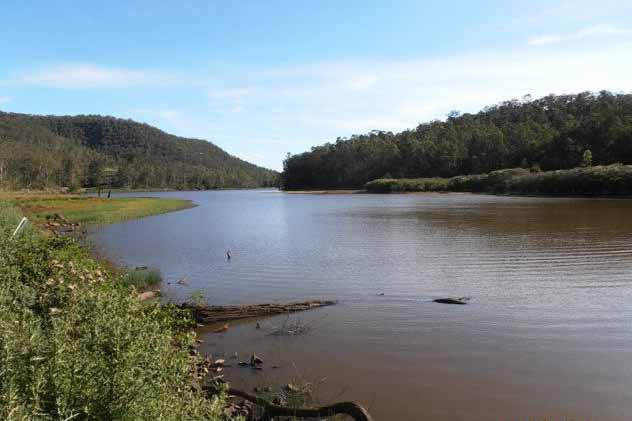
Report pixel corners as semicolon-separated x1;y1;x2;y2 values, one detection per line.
281;91;632;190
0;112;278;190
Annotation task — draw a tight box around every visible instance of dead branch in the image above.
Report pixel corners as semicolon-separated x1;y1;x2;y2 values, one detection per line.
204;384;373;421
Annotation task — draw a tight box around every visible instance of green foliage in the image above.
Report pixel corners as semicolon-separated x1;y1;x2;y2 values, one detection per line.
365;164;632;196
0;112;278;191
0;202;235;420
283;91;632;190
123;267;163;289
188;290;207;306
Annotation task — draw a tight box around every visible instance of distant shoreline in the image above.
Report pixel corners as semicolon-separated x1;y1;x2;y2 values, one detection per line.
283;189;365;194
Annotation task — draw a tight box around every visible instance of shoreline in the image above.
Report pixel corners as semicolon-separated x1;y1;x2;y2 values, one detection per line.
282;189;632;199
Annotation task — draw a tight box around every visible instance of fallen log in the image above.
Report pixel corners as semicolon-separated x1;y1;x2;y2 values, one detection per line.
433;297;469;305
181;300;337;324
204;384;373;421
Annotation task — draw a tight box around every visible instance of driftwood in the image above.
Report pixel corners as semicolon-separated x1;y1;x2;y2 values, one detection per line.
433;297;470;305
181;300;337;324
205;384;373;421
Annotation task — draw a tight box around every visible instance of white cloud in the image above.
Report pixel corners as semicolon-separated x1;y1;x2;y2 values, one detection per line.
539;0;632;22
0;96;12;105
17;64;174;88
528;23;630;46
232;43;632;167
9;32;632;171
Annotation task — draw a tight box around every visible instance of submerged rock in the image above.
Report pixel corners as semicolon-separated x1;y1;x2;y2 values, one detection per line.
213;323;230;333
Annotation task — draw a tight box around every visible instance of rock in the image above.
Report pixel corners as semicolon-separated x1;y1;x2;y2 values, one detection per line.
377;292;385;296
250;354;263;365
255;322;261;329
137;290;159;301
433;298;468;305
238;361;250;366
214;359;225;367
176;277;188;285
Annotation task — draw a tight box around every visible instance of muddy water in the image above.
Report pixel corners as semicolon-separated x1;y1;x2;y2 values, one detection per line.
92;191;632;420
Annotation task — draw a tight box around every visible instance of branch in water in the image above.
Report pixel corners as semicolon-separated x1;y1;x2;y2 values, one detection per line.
204;384;373;421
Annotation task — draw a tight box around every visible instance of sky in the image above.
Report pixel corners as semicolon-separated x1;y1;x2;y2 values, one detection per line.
1;1;632;171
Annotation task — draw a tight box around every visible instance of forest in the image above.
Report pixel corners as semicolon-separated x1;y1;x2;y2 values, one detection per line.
281;91;632;190
0;112;278;190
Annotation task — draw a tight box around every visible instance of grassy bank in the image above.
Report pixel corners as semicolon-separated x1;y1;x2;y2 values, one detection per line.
365;164;632;196
0;200;234;420
1;194;193;226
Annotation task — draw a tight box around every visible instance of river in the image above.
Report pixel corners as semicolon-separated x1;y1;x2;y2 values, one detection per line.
91;190;632;421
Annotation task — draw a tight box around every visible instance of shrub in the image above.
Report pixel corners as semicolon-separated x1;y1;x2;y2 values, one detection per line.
0;202;234;420
365;164;632;197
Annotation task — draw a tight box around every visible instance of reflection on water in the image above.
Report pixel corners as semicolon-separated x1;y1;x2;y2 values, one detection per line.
92;191;632;421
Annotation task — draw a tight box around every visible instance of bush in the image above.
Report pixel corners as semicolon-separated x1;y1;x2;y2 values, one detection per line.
0;202;234;420
365;164;632;197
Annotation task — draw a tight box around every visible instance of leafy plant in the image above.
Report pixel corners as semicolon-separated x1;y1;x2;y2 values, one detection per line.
0;201;236;420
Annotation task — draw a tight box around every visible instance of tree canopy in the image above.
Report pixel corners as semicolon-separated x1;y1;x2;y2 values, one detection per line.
0;112;278;190
281;91;632;190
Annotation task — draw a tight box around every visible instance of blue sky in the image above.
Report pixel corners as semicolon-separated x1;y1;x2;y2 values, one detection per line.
1;1;632;170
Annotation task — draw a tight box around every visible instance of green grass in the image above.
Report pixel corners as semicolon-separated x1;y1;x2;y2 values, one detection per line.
123;267;163;289
0;201;234;420
365;164;632;196
4;194;193;226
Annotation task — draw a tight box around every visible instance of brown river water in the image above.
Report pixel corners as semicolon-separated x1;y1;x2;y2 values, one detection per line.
92;191;632;421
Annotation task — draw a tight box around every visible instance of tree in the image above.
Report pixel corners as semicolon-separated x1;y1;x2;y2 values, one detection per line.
87;160;103;188
280;91;632;189
582;149;593;167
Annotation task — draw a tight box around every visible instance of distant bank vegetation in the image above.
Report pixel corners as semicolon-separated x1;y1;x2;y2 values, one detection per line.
0;112;278;191
282;91;632;192
365;164;632;196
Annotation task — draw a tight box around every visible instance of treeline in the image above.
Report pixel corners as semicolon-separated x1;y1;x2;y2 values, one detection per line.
282;91;632;190
0;112;278;190
366;164;632;196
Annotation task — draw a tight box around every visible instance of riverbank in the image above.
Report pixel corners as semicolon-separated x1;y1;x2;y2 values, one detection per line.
365;164;632;196
0;199;233;420
2;193;194;226
284;189;364;194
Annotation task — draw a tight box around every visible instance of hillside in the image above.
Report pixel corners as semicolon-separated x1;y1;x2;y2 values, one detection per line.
281;91;632;190
0;112;278;190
